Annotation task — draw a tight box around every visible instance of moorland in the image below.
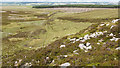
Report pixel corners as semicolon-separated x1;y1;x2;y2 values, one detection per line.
1;5;119;67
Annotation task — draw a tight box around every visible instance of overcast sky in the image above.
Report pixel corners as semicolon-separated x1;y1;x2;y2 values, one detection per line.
1;0;119;2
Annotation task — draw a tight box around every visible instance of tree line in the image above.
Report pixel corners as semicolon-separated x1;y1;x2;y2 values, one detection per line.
32;4;119;8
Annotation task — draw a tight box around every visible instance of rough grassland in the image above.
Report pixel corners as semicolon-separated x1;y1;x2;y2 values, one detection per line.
2;6;92;60
57;9;118;23
1;6;119;67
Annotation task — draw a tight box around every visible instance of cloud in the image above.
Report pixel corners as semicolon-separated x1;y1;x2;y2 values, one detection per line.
1;0;119;2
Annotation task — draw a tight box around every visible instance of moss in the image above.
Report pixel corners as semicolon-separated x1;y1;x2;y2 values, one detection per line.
87;63;100;66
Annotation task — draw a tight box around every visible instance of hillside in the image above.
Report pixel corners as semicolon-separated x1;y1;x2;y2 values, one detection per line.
1;6;119;67
2;18;120;67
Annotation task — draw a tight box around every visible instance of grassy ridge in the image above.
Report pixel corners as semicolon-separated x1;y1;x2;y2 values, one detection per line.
57;9;118;23
33;4;119;8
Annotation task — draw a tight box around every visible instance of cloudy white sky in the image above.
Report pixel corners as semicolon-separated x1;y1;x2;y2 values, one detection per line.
1;0;120;2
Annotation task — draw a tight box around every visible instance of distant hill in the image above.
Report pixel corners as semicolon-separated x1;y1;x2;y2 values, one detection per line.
1;2;118;6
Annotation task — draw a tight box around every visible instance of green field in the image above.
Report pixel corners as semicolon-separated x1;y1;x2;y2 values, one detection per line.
1;6;119;67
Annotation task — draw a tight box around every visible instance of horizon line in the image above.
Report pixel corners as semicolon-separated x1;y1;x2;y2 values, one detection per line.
1;1;118;3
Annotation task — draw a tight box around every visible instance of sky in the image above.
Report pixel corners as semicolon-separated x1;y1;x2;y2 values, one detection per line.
1;0;120;2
